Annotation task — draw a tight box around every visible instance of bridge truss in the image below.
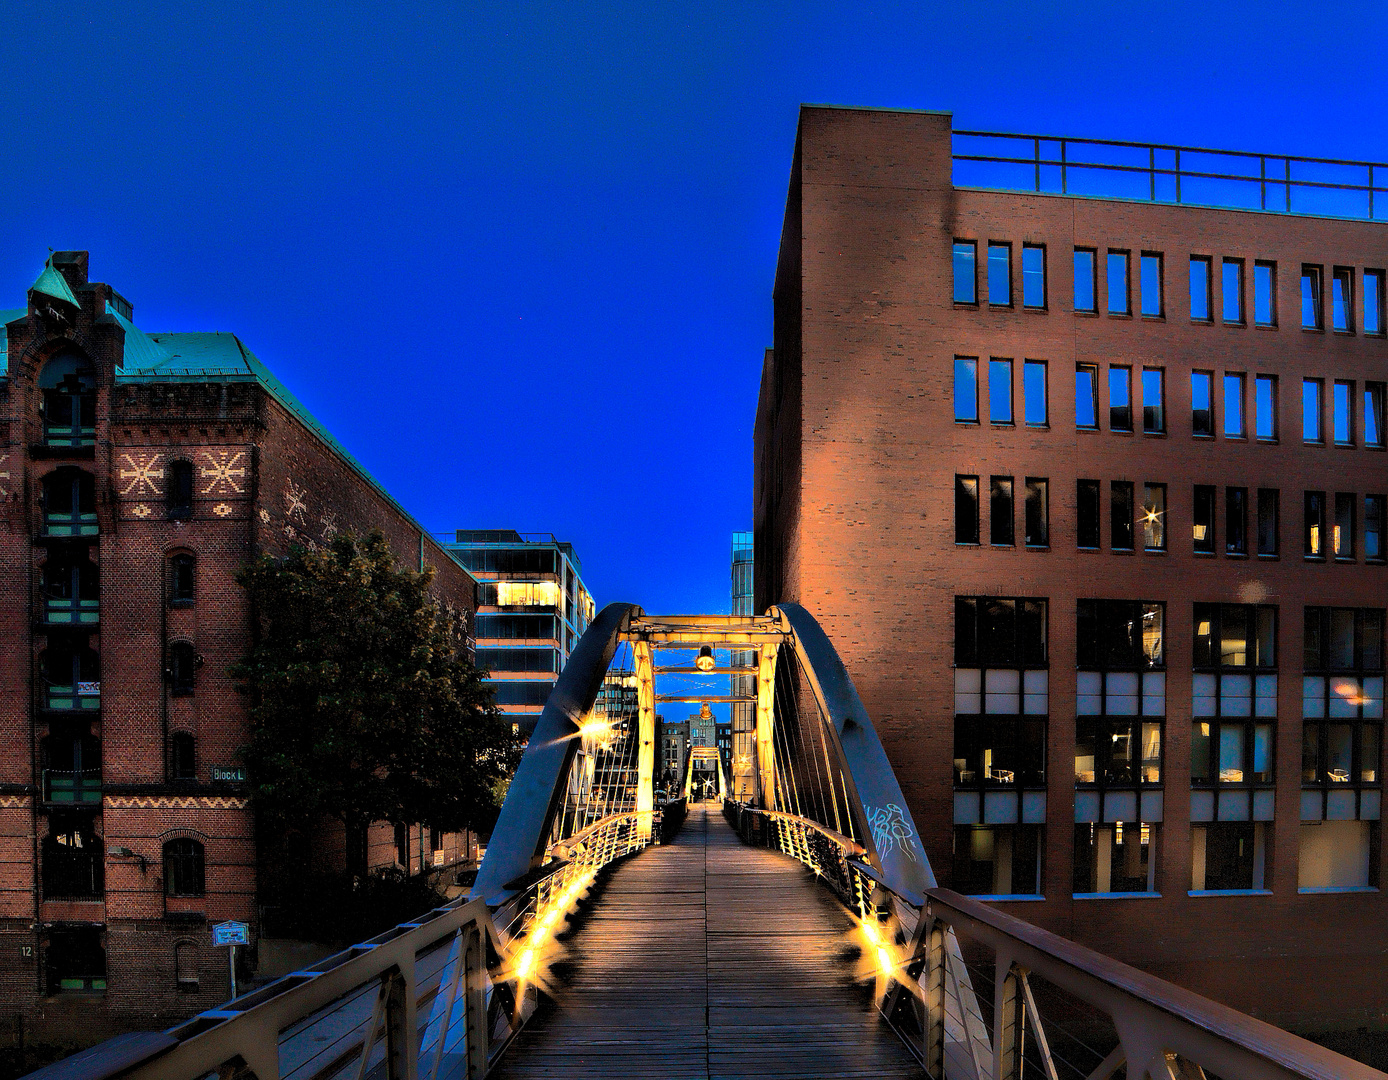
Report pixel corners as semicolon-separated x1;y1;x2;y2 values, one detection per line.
41;605;1381;1080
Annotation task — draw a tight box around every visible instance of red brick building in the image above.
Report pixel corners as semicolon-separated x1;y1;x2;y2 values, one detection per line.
0;252;478;1041
755;106;1388;1028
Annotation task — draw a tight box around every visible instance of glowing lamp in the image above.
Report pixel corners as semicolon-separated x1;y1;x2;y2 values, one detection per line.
695;646;716;672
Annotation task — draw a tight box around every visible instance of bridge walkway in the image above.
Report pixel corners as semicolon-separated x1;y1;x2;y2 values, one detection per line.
490;803;923;1079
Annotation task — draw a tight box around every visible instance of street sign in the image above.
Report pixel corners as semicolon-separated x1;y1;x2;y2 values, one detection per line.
212;921;249;947
211;765;246;782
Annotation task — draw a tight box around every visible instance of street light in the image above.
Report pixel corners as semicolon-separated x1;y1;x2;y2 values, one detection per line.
695;645;716;672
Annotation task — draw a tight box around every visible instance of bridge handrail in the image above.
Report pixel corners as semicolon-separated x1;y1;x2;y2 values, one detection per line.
922;887;1384;1080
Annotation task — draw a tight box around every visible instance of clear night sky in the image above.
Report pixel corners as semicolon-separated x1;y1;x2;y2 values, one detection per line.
2;2;1384;616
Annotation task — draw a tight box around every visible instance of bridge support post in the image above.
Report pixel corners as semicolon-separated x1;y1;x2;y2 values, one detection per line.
634;641;656;841
994;959;1024;1080
462;925;489;1079
755;643;778;810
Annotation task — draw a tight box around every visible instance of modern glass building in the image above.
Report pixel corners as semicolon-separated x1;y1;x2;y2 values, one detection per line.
730;531;756;798
442;531;595;737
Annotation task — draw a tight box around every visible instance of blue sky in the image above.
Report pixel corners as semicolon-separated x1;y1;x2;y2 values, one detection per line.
2;1;1385;615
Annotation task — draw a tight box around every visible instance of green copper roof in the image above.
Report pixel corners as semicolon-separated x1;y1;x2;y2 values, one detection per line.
31;257;80;307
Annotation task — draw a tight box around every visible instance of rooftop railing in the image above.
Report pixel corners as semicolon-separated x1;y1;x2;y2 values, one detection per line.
953;130;1388;221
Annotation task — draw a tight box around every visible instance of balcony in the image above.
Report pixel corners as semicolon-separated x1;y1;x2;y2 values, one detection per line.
44;768;102;805
42;843;103;900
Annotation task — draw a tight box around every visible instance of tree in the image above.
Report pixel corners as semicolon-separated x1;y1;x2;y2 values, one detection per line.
236;530;518;878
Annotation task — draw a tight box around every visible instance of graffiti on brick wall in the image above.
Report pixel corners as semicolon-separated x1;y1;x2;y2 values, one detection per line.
0;452;10;497
199;449;248;494
117;452;165;495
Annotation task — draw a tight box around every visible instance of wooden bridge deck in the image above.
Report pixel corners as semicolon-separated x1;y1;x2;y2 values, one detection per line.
491;803;923;1079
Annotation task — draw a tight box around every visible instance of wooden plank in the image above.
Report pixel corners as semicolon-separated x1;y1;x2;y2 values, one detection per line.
490;804;922;1079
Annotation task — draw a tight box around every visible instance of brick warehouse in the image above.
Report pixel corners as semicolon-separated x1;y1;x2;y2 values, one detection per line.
0;252;479;1042
755;106;1388;1028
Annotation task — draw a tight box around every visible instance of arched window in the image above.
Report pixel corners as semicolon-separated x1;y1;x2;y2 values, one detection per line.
43;469;98;537
168;641;197;696
39;353;96;448
169;553;195;603
174;941;199;992
169;732;196;781
167;460;193;520
41;557;99;625
163;838;205;896
41;640;100;711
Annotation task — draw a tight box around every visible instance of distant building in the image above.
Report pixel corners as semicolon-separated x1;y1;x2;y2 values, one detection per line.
730;531;756;798
442;531;594;737
716;720;733;780
659;717;688;792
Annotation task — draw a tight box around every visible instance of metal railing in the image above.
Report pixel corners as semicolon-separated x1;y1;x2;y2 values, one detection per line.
953;130;1388;220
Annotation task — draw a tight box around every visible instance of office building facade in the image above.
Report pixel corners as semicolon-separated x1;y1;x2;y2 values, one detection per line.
754;107;1388;1025
730;531;756;798
442;532;593;738
0;253;479;1040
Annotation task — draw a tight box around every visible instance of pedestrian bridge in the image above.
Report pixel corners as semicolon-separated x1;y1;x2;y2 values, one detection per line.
40;606;1381;1080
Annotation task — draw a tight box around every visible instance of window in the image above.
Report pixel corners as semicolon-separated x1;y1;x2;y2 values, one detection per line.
1074;249;1097;312
1191;371;1214;436
475;648;560;675
1140;252;1163;317
1142;484;1166;551
1257;489;1279;556
954;357;978;422
1023;360;1047;426
1108;366;1132;432
164;838;206;897
1332;267;1354;332
1335;493;1356;560
1075;364;1099;429
1077;480;1101;549
1190;256;1212;320
42;640;100;711
39;354;97;448
1254;261;1277;327
1367;495;1385;564
170;554;195;603
1226;487;1247;555
953;597;1048;828
1255;375;1277;441
1305;491;1327;559
1222;258;1244;323
43;469;98;537
175;942;199;992
42;557;99;626
955;476;979;545
1303;379;1323;443
170;732;196;781
42;812;103;899
1074;822;1156;895
1302;265;1323;329
1107;251;1129;314
1365;269;1384;335
1193;485;1216;553
1223;373;1245;438
45;926;106;994
989;358;1013;424
168;460;193;520
1024;478;1048;548
1022;245;1046;308
169;641;197;696
1193;603;1277;670
1142;368;1164;434
990;477;1014;546
1111;482;1134;551
953;825;1043;897
1302;608;1384;843
1365;383;1385;449
988;243;1011;306
1334;380;1354;446
953;242;977;303
1192;823;1268;892
41;731;101;805
1299;820;1377;891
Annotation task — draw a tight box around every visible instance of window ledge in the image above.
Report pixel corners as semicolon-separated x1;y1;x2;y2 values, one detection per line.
1142;431;1168;438
1188;889;1272;897
169;600;194;609
955;420;980;427
1254;323;1278;331
1073;891;1161;900
970;894;1046;903
1024;545;1050;552
1192;434;1215;440
1298;886;1378;895
1140;315;1166;323
1024;306;1048;314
